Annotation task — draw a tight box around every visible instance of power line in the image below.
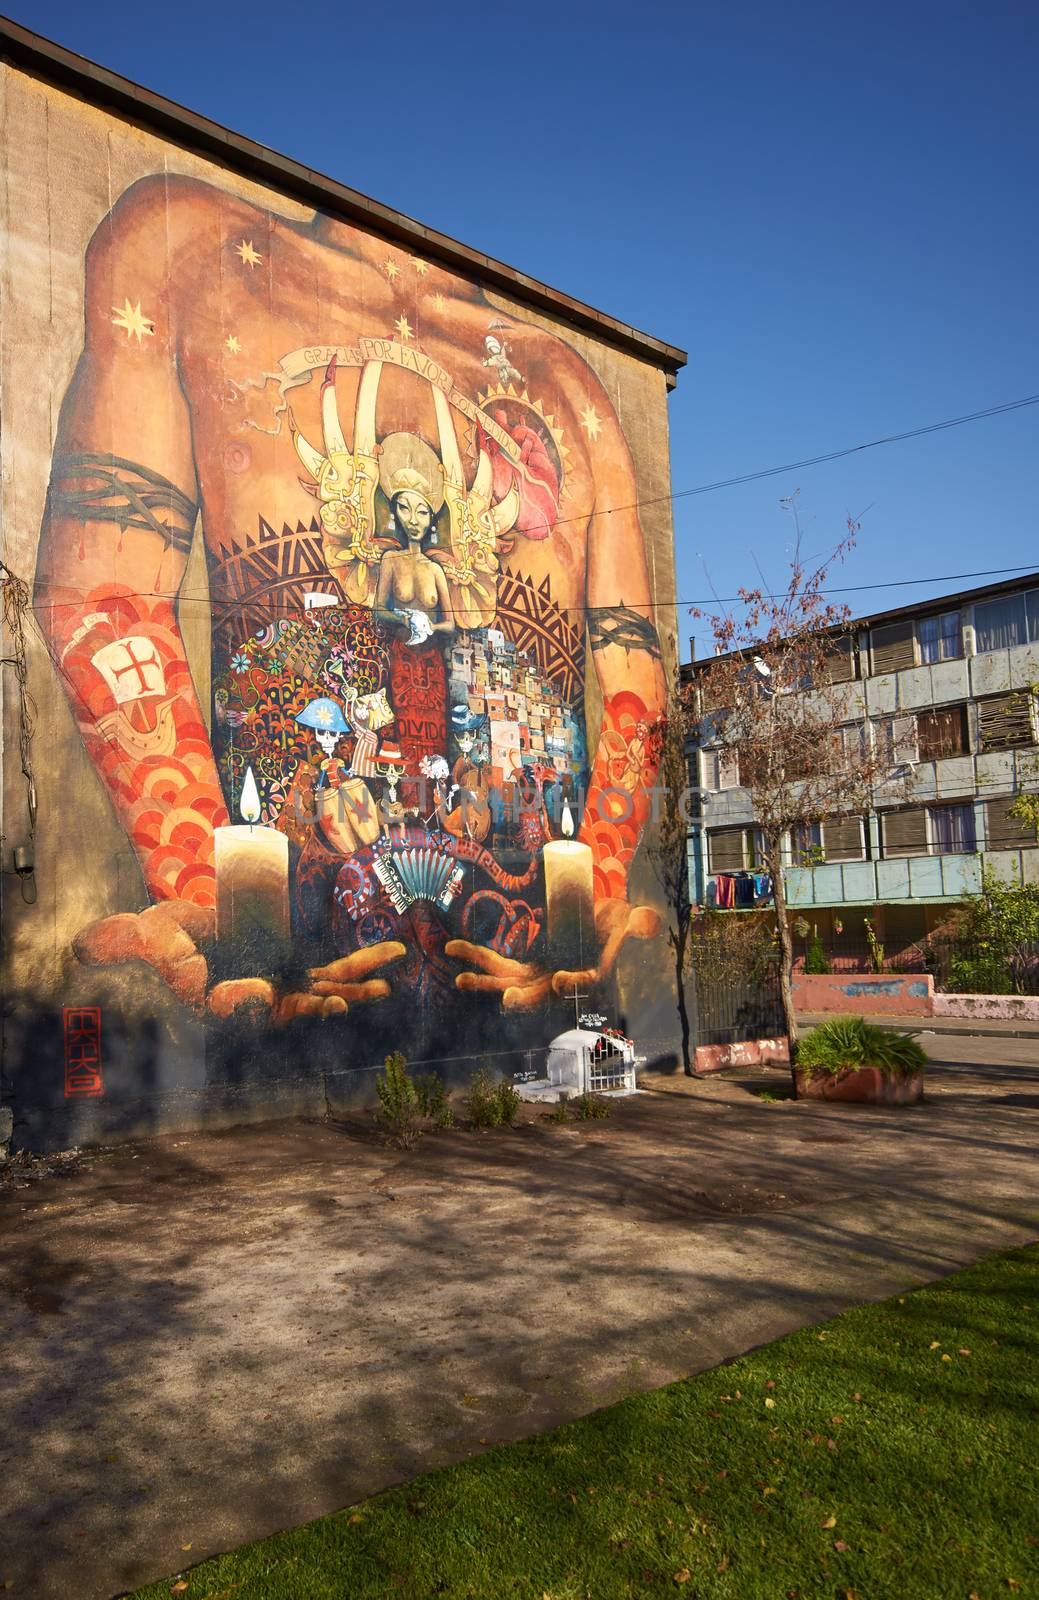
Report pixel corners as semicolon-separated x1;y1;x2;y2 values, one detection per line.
674;392;1039;499
26;561;1039;617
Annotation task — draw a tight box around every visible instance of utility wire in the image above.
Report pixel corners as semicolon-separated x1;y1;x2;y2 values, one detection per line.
26;562;1039;616
673;392;1039;499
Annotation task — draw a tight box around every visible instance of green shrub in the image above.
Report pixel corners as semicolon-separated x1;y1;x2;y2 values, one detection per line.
464;1068;520;1129
572;1091;614;1120
548;1100;569;1123
375;1052;421;1147
415;1073;454;1128
803;933;831;975
948;953;1013;996
797;1015;927;1078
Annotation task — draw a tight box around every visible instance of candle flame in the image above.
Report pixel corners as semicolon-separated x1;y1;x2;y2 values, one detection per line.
240;765;261;825
561;799;574;839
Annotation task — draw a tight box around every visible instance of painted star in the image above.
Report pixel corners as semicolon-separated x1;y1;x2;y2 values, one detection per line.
225;334;241;355
413;258;429;276
395;313;414;342
111;298;155;344
579;402;603;442
433;293;447;312
235;239;262;268
384;259;400;281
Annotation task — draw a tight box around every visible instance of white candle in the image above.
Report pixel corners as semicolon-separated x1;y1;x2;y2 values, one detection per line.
544;806;595;967
214;766;290;956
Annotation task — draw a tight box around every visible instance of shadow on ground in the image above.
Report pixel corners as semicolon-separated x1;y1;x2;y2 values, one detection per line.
1;1035;1038;1599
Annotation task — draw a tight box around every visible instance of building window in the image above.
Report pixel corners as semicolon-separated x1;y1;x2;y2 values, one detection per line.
985;796;1037;851
823;816;867;861
977;692;1036;752
839;722;867;761
871;619;916;675
917;704;970;762
791;818;866;864
928;802;976;855
708;826;762;873
700;747;740;791
790;822;823;865
917;611;962;663
974;589;1039;653
873;715;919;768
882;804;976;857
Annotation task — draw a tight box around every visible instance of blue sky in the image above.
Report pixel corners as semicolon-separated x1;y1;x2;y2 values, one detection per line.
12;0;1038;650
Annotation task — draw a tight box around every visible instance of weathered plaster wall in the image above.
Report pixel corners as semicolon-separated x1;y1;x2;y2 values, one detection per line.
793;973;935;1017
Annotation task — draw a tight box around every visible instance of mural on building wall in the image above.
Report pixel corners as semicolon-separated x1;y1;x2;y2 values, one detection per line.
33;173;669;1053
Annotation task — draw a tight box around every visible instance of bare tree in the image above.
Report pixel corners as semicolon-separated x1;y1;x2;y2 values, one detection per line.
646;668;696;1071
693;504;897;1054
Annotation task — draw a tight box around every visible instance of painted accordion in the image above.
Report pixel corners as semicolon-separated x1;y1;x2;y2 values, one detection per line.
372;843;465;915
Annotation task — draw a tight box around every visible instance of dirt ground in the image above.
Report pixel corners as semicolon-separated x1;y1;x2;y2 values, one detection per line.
2;1033;1039;1600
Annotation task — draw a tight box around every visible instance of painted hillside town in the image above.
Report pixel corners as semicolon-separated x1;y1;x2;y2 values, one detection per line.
1;13;1037;1600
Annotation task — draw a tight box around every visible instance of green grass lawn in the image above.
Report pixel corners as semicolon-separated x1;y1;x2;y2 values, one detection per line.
130;1245;1039;1600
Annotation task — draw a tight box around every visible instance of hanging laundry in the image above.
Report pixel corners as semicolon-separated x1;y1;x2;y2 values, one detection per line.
713;874;736;909
734;874;755;907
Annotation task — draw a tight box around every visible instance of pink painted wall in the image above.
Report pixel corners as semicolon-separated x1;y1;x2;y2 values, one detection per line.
793;973;934;1016
695;1037;790;1075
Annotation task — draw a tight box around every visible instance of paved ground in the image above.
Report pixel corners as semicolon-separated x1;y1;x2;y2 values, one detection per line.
799;1010;1039;1039
2;1032;1038;1600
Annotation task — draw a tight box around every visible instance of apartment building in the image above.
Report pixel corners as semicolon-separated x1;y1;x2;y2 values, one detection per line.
682;571;1039;954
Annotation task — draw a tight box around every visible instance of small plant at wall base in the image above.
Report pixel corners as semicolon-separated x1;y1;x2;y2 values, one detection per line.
571;1091;614;1120
415;1073;454;1129
374;1052;421;1148
465;1068;520;1129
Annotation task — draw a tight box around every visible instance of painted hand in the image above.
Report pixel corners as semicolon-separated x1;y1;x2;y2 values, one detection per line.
74;900;405;1024
445;898;660;1013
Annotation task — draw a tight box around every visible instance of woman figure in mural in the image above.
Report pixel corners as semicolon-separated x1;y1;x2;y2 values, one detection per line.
33;172;670;1027
373;442;456;799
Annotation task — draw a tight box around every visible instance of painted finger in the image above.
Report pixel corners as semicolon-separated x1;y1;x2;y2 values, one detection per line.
73;913;143;966
503;976;553;1012
310;941;406;983
146;900;216;945
455;971;512;994
550;967;598;998
208;978;276;1019
161;952;209;1010
275;992;329;1023
445;938;534;980
627;905;661;941
310;979;391;1003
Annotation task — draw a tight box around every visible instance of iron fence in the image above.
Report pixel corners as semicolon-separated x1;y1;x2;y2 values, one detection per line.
794;934;1039;996
692;955;785;1047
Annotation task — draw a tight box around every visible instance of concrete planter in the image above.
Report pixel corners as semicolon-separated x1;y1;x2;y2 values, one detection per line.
794;1066;924;1104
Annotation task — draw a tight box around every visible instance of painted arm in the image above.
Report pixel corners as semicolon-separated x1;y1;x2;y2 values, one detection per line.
33;181;227;912
580;401;668;901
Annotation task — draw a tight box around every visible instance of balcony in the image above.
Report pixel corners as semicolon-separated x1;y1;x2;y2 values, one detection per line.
782;847;1039;908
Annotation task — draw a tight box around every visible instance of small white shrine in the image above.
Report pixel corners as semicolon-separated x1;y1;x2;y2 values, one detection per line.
516;1027;638;1103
